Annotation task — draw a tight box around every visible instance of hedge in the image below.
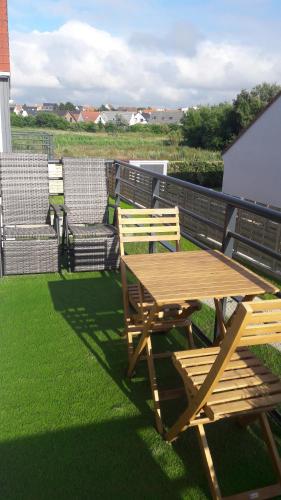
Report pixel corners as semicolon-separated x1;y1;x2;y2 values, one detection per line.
168;160;224;188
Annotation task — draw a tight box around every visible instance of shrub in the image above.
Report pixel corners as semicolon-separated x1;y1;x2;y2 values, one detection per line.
168;159;224;188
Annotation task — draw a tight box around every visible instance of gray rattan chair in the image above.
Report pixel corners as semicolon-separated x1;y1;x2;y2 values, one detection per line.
0;153;60;276
61;157;119;271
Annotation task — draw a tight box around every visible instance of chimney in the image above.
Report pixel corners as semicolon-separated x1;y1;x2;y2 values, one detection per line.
0;0;12;152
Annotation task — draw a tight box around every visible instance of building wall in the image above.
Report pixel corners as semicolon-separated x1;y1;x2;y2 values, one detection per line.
0;0;10;73
222;94;281;208
0;77;11;152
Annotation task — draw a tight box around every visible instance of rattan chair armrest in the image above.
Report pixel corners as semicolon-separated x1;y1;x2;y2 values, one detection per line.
59;204;70;214
50;203;63;216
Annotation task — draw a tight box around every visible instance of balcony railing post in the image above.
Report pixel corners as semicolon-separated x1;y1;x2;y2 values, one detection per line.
214;204;238;340
113;161;121;226
149;177;160;253
222;204;238;257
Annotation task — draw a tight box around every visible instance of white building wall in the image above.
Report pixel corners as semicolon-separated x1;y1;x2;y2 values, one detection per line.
222;94;281;208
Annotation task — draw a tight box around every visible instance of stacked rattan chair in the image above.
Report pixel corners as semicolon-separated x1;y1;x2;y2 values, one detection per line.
0;153;60;276
61;157;119;271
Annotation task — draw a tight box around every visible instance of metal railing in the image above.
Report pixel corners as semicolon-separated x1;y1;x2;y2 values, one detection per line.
109;159;281;424
12;131;54;160
109;160;281;279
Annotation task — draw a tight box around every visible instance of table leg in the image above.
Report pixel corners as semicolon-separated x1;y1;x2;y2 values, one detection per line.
127;304;157;378
146;335;164;434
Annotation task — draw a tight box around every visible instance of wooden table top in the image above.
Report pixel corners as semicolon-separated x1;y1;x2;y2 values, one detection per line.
122;250;278;305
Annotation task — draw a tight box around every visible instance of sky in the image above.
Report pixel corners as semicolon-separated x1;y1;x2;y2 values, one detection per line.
7;0;281;106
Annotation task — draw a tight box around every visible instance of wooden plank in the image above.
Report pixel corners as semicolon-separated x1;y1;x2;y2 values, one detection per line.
121;226;178;234
209;393;281;417
208;373;279;393
244;323;281;335
120;217;179;225
186;358;262;376
259;413;281;483
119;208;178;215
196;425;222;500
191;366;270;385
174;347;221;359
179;350;254;368
245;299;281;311
209;382;281;405
245;311;281;323
122;234;179;242
240;334;281;345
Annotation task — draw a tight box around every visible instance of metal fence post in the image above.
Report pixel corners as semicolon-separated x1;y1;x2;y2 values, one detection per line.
214;204;238;340
149;176;160;253
222;204;238;257
113;161;121;226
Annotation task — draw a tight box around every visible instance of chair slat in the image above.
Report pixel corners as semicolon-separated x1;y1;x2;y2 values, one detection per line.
179;350;254;368
121;226;179;234
191;366;271;385
240;334;281;346
121;234;179;243
208;393;281;418
209;382;281;405
120;217;179;225
118;208;178;215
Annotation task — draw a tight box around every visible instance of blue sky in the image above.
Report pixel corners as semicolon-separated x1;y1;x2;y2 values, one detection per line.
7;0;281;105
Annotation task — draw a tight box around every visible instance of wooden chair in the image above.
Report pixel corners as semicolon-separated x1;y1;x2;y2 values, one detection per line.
118;206;201;345
165;299;281;500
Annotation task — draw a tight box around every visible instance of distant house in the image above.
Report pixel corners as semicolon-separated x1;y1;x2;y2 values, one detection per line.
53;110;68;118
100;111;146;126
42;103;56;112
21;105;38;117
222;91;281;208
100;111;132;125
148;110;184;125
65;111;80;123
78;110;104;124
11;104;23;115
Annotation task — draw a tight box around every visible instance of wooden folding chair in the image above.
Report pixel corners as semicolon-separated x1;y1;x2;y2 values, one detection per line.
165;299;281;499
117;207;201;433
118;206;201;345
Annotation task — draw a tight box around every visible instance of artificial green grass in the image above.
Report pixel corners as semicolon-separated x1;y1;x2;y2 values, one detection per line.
1;270;281;500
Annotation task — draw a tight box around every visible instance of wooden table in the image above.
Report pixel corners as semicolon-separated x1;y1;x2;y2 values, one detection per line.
122;249;278;432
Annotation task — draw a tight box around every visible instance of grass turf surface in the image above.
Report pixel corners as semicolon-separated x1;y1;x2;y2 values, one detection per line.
1;270;281;500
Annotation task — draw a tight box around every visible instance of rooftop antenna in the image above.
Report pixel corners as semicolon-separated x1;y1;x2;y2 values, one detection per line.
0;0;12;152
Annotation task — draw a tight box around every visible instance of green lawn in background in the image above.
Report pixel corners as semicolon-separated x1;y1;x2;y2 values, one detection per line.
12;127;221;162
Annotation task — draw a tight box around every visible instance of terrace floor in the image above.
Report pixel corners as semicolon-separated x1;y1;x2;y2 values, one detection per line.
1;268;281;500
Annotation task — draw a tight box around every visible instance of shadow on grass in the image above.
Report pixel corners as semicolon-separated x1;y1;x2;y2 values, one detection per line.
46;272;281;499
0;416;193;500
48;271;190;425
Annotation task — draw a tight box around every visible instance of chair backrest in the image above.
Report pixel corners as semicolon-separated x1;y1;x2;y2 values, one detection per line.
0;153;49;225
189;299;281;419
117;207;180;256
62;158;108;224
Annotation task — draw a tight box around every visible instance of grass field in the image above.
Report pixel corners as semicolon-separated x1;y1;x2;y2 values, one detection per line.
1;268;281;500
12;127;221;161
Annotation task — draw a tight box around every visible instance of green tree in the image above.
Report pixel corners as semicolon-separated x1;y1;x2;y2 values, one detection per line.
232;83;281;132
58;102;76;111
251;82;281;105
181;103;234;150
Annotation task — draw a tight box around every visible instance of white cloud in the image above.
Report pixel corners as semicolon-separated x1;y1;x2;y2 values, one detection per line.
10;20;281;106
